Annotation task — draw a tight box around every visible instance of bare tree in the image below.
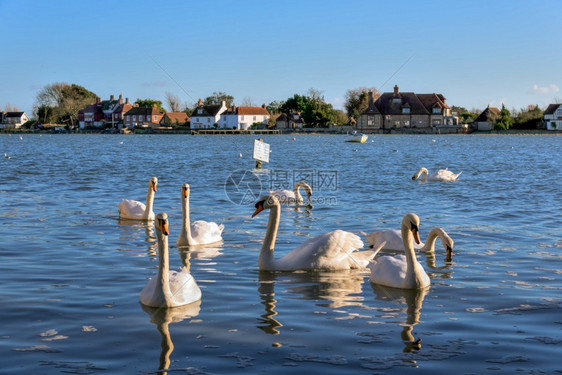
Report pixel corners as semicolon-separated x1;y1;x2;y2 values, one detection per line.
240;96;254;106
165;91;181;112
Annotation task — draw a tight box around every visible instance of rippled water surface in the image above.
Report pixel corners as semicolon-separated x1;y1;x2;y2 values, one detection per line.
1;133;561;374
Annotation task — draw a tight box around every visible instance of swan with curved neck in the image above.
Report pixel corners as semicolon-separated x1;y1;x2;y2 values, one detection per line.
140;213;202;307
270;181;312;205
252;195;383;271
118;176;158;220
362;227;453;258
368;213;430;289
177;183;224;246
412;167;462;182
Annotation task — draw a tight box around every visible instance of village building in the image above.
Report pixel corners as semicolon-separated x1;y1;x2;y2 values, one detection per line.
123;105;165;129
356;85;459;133
78;94;132;129
160;112;190;127
220;104;270;130
275;112;304;130
543;103;562;130
472;106;500;131
0;111;30;129
190;99;227;129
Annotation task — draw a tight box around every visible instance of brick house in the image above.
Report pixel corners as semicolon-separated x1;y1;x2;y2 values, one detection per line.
123;105;165;129
78;94;132;129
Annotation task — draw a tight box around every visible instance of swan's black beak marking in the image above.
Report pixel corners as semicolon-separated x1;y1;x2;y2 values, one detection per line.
252;201;265;218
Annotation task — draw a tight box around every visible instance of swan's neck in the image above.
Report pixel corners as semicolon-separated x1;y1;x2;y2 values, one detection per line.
143;185;155;219
401;224;417;267
158;321;173;371
421;228;441;252
179;195;194;245
157;232;172;303
259;203;280;270
293;185;303;202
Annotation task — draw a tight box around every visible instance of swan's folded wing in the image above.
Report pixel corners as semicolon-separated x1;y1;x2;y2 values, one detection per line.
363;229;403;250
191;220;224;244
118;199;146;218
169;268;202;306
281;230;364;270
269;189;295;202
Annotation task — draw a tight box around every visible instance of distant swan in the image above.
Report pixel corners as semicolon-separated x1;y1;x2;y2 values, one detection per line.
118;177;158;220
368;213;430;289
177;184;224;246
270;181;312;205
140;213;202;307
362;227;453;258
412;167;462;182
252;195;384;271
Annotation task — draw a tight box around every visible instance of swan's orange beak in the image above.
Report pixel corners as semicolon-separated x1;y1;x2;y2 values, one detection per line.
446;246;453;260
152;181;157;192
159;218;169;235
412;228;421;244
252;203;264;218
183;187;189;198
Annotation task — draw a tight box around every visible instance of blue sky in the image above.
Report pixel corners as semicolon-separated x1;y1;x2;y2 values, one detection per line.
1;0;561;116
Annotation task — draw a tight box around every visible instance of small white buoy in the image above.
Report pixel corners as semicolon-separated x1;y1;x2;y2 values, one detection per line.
239;153;242;158
432;139;436;142
19;136;23;140
120;141;123;145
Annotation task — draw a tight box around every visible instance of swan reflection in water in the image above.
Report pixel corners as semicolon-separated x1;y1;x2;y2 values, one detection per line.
369;283;429;353
141;301;201;374
257;269;368;334
117;218;157;255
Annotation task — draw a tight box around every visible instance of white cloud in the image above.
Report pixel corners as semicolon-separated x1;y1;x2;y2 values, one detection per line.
531;84;560;94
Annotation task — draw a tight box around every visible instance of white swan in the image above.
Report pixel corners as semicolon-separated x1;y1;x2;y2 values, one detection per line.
362;227;453;258
368;213;430;289
140;213;202;307
252;195;383;271
177;183;224;246
118;176;158;220
412;167;462;182
270;181;312;205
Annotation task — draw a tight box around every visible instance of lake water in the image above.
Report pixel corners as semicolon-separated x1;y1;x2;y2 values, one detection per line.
1;133;561;374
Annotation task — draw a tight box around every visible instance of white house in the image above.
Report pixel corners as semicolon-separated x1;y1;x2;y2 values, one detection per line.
190;99;227;129
544;103;562;130
0;111;30;129
220;104;270;130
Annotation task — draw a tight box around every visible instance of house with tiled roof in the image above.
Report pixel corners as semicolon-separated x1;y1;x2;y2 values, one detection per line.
78;94;132;129
160;112;190;127
0;111;30;129
123;105;165;129
356;85;459;133
220;104;270;130
276;112;304;130
190;99;227;129
473;106;500;131
543;103;562;130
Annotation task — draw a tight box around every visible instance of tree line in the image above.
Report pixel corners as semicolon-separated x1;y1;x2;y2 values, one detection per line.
20;82;549;130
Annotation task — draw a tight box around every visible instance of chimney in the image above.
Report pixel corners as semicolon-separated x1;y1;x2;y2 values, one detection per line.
232;104;237;112
261;104;266;109
368;91;373;109
198;98;203;106
393;85;399;95
110;94;114;101
119;94;123;104
96;97;101;104
125;97;129;104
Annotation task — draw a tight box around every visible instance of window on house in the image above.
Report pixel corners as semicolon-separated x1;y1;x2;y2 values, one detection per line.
241;116;244;121
133;115;136;121
402;108;410;114
207;118;210;123
253;116;256;121
153;115;157;122
433;119;441;125
433;108;441;114
198;109;203;114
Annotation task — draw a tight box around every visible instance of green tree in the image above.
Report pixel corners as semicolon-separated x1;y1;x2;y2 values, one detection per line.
451;105;479;124
494;104;514;130
203;91;234;107
513;105;544;129
279;94;310;114
135;98;166;113
266;100;285;115
344;87;380;120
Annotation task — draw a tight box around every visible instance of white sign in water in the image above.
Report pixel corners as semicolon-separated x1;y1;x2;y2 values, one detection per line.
253;139;270;163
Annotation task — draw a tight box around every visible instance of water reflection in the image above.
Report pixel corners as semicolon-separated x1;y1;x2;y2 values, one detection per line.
141;300;201;374
257;270;368;334
370;284;429;353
